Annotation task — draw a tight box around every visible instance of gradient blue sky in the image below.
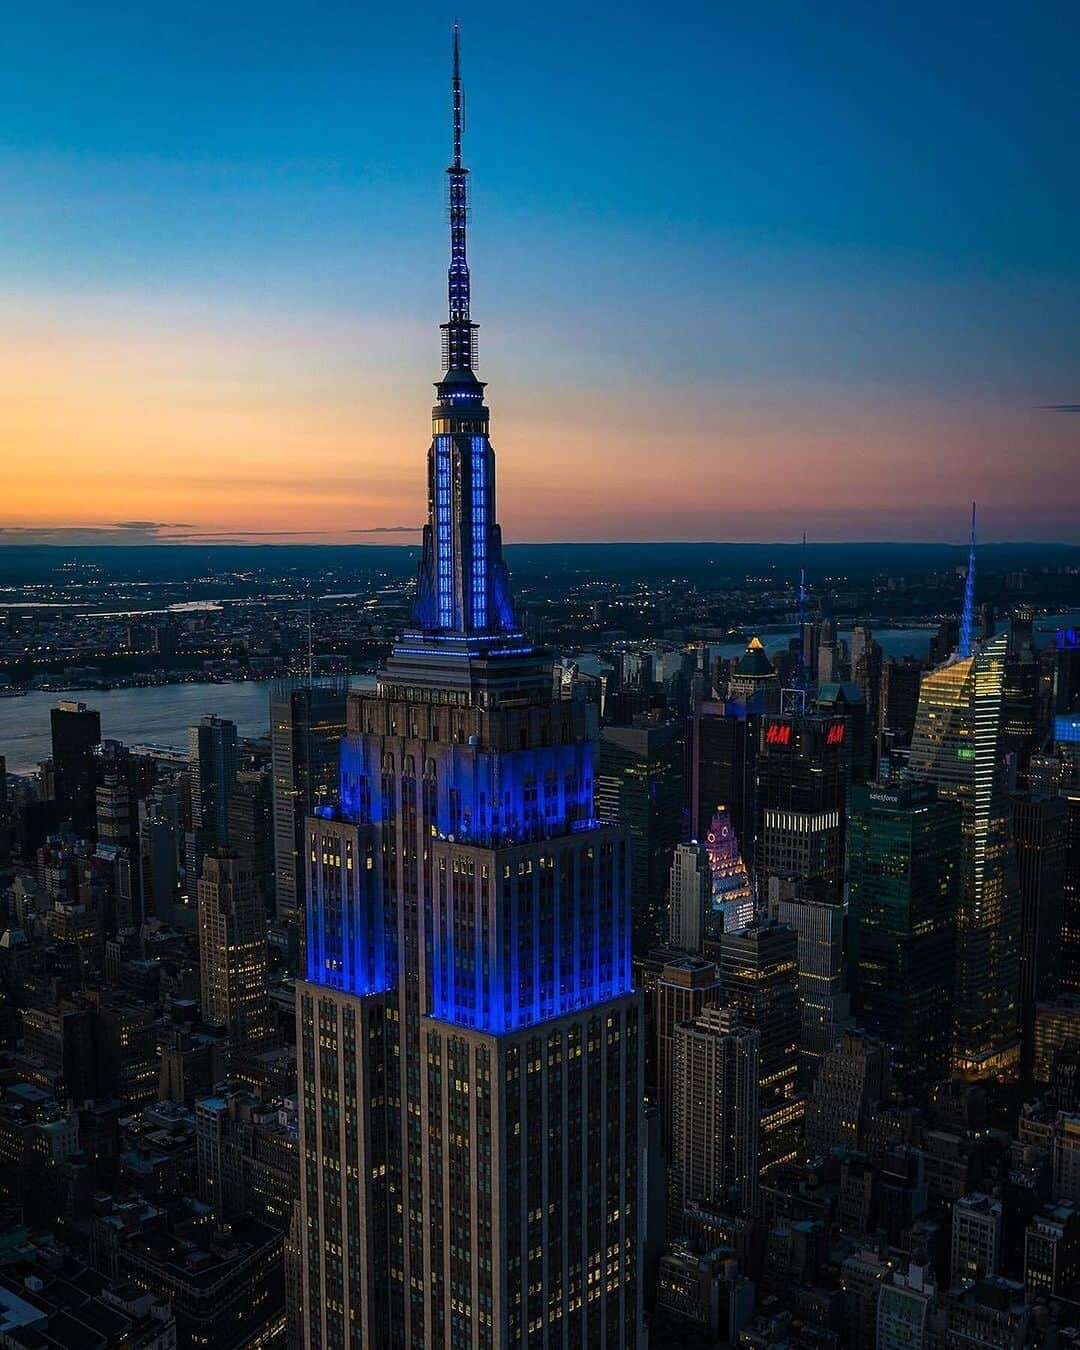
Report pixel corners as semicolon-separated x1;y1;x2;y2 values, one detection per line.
2;0;1078;542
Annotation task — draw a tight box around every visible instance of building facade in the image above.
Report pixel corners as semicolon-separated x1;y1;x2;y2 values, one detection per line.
197;849;273;1048
908;633;1022;1078
847;781;960;1082
270;680;348;921
717;920;803;1180
668;1006;759;1227
296;37;643;1348
755;712;846;906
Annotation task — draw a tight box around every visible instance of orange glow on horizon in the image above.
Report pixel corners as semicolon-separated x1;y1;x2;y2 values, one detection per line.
2;296;1076;544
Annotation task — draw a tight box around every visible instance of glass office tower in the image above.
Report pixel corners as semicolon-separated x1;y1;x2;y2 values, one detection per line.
848;781;960;1082
908;633;1021;1078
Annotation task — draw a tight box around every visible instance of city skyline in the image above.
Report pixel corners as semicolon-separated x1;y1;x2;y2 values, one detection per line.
2;2;1079;544
2;18;1080;1346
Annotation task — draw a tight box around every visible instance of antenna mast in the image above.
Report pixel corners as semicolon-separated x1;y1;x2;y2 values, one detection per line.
958;502;976;660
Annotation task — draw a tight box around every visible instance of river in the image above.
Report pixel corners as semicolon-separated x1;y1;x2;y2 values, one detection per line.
0;681;281;775
1;614;1075;775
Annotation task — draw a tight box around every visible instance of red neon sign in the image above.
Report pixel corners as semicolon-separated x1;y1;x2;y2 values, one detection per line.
826;721;845;745
765;723;792;746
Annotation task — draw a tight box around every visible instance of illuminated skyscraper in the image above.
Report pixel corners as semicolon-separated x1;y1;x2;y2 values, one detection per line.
908;632;1021;1078
197;848;273;1048
717;920;803;1180
704;806;754;934
669;1005;759;1227
727;637;780;708
755;711;846;906
296;34;642;1348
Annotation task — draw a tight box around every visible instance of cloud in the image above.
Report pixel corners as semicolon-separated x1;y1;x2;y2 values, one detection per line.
111;519;194;530
0;523;337;545
349;525;422;534
1041;404;1080;413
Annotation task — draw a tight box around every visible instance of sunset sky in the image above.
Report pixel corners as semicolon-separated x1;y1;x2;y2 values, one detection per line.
2;1;1077;545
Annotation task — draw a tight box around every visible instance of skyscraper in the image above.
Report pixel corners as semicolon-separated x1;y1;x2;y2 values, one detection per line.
297;35;643;1347
1013;792;1067;1068
49;699;101;828
596;716;683;946
667;842;713;954
669;1005;759;1227
186;715;238;891
717;920;803;1180
270;680;348;921
908;633;1022;1078
726;637;780;708
687;698;756;867
755;711;846;906
228;768;275;909
198;848;273;1048
847;781;959;1083
767;883;850;1078
704;806;754;935
1062;790;1080;997
804;1029;892;1158
655;955;723;1157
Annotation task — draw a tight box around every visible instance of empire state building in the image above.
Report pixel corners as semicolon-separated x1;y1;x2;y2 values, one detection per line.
297;32;644;1348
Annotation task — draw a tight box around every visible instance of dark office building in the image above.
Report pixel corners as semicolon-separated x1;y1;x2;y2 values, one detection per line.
817;680;870;787
50;699;101;828
270;679;348;921
228;768;275;907
1013;794;1067;1045
929;619;959;667
1001;656;1041;788
847;781;959;1083
1063;790;1080;998
880;657;923;744
596;715;683;944
687;697;755;863
185;715;238;892
1053;629;1080;715
755;711;846;905
718;919;803;1180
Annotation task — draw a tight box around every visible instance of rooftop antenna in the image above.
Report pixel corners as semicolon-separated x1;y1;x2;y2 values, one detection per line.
307;583;314;686
441;23;478;373
796;532;807;688
958;501;976;660
781;533;809;715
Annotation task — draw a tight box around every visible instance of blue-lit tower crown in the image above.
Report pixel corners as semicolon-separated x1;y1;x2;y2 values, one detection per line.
414;25;515;637
297;35;642;1343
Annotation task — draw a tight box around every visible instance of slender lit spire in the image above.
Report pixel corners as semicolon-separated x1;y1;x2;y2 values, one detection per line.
452;21;463;170
958;501;977;659
442;23;478;374
408;26;518;642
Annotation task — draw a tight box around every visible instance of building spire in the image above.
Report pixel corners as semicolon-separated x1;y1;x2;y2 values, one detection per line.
442;23;478;374
452;22;463;170
959;501;976;659
406;26;518;643
796;532;808;687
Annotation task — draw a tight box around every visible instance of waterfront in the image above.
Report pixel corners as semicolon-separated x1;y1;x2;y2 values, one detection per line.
0;680;279;774
1;615;1074;776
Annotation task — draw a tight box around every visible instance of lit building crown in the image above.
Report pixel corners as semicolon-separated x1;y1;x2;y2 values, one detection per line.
412;25;518;643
